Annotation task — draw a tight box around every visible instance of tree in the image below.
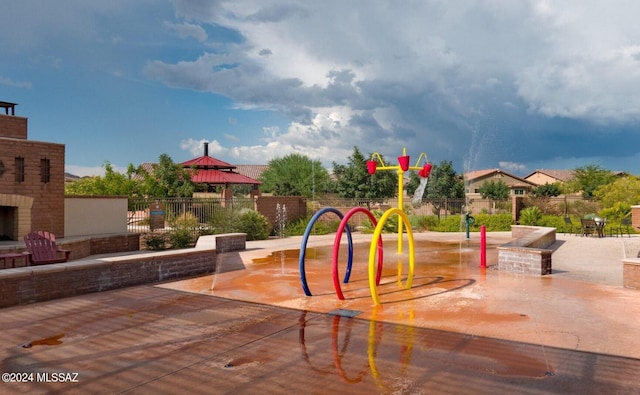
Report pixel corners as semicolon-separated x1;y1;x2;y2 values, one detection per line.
65;162;141;196
531;182;562;198
527;182;563;215
407;160;464;218
566;164;616;199
135;154;195;197
332;146;397;201
594;175;640;210
259;153;332;197
478;180;510;200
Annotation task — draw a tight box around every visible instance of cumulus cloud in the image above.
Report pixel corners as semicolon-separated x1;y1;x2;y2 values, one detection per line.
22;0;640;174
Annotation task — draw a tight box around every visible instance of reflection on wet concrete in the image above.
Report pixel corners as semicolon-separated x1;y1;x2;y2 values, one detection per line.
2;234;640;393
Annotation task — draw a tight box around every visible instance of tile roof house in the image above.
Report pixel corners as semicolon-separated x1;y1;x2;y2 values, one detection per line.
465;168;537;197
524;169;575;186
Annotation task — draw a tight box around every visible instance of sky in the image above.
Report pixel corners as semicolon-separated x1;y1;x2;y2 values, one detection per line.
2;1;640;178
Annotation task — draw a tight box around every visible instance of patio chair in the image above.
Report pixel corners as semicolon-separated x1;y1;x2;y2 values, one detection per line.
580;218;598;237
24;231;71;265
563;217;575;235
610;217;632;238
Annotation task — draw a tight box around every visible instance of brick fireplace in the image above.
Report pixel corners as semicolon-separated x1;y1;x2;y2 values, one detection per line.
0;194;33;241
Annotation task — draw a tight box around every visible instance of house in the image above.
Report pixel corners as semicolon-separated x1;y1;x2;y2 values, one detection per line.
524;169;574;186
465;168;537;198
0;101;65;240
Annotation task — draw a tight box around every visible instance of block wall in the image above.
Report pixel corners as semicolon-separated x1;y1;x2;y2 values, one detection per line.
0;249;216;307
255;196;307;229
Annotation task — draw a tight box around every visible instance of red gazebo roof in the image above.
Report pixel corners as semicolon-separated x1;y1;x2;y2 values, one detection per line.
180;143;262;185
181;155;236;169
189;168;261;185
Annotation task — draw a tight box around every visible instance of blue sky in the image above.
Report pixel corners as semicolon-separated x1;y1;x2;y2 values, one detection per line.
2;1;640;177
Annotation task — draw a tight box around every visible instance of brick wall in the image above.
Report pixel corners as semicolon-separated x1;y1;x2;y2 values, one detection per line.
0;233;141;265
255;196;307;228
0;248;217;307
0;114;65;239
497;226;556;275
498;247;552;275
623;260;640;290
0;114;27;139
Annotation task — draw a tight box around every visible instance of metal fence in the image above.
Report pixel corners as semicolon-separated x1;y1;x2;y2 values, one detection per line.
128;197;255;235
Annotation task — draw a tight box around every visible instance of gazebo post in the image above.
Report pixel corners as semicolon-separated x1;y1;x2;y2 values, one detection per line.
221;184;233;207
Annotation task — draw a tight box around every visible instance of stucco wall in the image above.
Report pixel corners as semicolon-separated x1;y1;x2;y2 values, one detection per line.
65;196;128;237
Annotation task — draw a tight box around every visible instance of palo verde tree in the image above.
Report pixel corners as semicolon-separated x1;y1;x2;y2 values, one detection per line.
259;153;332;197
593;175;640;221
332;146;397;203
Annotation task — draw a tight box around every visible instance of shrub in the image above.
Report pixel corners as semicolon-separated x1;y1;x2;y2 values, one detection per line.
208;208;240;234
168;228;193;248
236;210;271;241
519;207;542;225
361;209;398;233
144;232;166;250
286;215;337;236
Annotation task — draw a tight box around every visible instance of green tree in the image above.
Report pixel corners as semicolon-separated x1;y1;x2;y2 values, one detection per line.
135;154;195;197
531;182;562;198
566;164;616;198
407;160;464;218
259;154;332;197
65;162;141;196
478;179;510;200
332;147;397;201
594;175;640;209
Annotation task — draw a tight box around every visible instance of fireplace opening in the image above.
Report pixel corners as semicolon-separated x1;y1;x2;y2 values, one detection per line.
0;206;18;241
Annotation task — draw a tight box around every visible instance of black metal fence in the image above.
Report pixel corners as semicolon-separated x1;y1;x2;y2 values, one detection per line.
128;197;255;234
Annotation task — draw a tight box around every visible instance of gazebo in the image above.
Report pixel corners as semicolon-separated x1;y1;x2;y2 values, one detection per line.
181;142;262;199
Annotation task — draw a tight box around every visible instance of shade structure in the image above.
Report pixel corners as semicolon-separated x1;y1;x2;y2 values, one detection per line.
189;168;262;184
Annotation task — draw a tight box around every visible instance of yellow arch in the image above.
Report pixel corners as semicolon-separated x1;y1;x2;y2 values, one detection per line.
368;208;415;305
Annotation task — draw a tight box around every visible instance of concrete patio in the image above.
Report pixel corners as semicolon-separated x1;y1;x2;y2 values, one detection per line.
1;232;639;394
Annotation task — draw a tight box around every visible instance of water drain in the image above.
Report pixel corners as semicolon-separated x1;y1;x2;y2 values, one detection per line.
328;309;362;318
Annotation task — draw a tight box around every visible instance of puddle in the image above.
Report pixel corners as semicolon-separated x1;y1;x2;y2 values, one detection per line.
22;333;64;348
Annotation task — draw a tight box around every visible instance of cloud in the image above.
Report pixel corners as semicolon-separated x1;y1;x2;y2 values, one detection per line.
164;21;208;42
0;76;32;89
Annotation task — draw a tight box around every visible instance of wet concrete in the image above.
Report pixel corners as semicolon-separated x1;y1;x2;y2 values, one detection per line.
1;232;640;394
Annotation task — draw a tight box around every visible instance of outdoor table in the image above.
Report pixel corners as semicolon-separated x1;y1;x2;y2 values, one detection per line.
0;252;30;269
594;218;606;238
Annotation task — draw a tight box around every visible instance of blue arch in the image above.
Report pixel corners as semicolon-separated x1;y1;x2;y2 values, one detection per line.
299;207;353;296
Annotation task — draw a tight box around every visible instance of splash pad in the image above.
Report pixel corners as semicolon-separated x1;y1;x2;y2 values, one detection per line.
299;148;431;305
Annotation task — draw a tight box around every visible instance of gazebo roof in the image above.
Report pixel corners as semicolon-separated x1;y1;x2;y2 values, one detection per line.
182;155;235;170
189;169;262;185
179;142;262;185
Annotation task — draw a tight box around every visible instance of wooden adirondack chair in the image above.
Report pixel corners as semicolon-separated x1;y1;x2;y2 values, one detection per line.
24;231;71;266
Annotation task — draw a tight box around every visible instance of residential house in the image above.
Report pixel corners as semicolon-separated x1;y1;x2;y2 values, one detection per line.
524;169;574;186
465;169;537;198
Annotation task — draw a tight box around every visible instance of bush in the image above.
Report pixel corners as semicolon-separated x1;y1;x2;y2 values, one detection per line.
519;207;542;225
236;210;271;241
285;215;338;236
166;212;199;248
361;209;398;233
168;228;193;248
144;232;166;250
